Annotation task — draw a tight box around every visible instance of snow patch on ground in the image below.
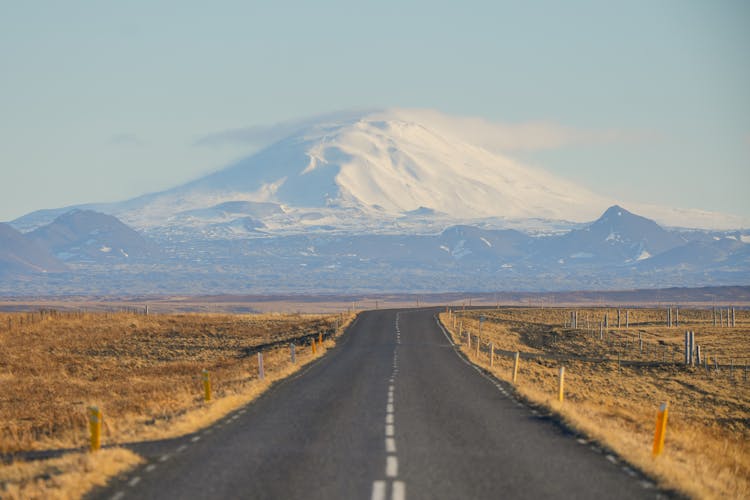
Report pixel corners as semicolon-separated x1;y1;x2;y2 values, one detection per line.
570;252;594;259
636;250;652;261
606;232;623;243
452;240;472;259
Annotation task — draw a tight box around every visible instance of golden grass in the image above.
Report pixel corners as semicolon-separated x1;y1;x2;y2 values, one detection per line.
441;307;750;500
0;310;354;498
0;448;142;500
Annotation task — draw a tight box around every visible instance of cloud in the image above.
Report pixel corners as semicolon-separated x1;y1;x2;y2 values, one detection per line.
110;133;145;147
193;109;376;148
193;107;649;153
379;108;651;153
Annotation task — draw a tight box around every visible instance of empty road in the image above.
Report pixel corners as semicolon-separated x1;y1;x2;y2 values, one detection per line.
92;308;665;499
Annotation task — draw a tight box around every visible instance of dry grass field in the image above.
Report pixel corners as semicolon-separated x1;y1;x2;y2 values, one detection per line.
440;307;750;500
0;310;353;499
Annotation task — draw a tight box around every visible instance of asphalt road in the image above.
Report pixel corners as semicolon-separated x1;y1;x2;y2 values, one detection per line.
91;308;666;500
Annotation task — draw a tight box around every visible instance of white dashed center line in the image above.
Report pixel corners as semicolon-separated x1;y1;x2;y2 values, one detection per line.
392;480;406;500
370;312;407;499
386;437;397;453
386;455;399;477
371;480;387;500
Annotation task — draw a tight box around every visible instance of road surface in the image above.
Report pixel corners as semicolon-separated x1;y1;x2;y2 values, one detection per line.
91;308;666;499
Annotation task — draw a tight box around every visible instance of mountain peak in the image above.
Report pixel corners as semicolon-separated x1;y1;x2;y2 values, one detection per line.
29;209;157;262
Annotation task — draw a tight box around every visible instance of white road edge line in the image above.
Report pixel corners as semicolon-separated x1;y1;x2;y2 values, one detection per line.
145;464;156;473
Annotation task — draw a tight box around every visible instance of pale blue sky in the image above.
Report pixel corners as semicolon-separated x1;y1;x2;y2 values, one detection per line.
1;1;748;222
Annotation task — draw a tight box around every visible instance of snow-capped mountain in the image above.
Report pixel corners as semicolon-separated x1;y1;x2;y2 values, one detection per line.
14;108;747;236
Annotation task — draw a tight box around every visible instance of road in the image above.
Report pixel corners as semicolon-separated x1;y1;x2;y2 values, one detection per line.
92;308;665;499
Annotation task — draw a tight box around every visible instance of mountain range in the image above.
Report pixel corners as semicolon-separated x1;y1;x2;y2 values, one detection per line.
2;204;747;295
2;109;748;294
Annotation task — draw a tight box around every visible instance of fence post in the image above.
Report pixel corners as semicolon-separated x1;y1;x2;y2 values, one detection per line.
625;309;629;328
202;369;211;402
490;343;494;367
258;352;265;380
512;352;520;384
690;331;695;366
675;306;679;327
290;343;296;364
312;338;317;355
558;366;565;402
652;402;669;456
475;335;480;358
617;309;621;328
88;406;102;452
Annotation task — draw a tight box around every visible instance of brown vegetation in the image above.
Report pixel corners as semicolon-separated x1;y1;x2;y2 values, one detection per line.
0;310;353;498
441;307;750;499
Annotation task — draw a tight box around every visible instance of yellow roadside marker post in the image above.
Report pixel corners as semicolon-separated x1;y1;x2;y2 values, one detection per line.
512;352;520;383
312;338;317;355
202;369;211;402
652;402;669;456
88;406;102;452
558;366;565;402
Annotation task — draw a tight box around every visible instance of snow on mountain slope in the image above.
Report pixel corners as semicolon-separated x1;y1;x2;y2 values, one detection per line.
162;111;611;222
10;108;748;233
